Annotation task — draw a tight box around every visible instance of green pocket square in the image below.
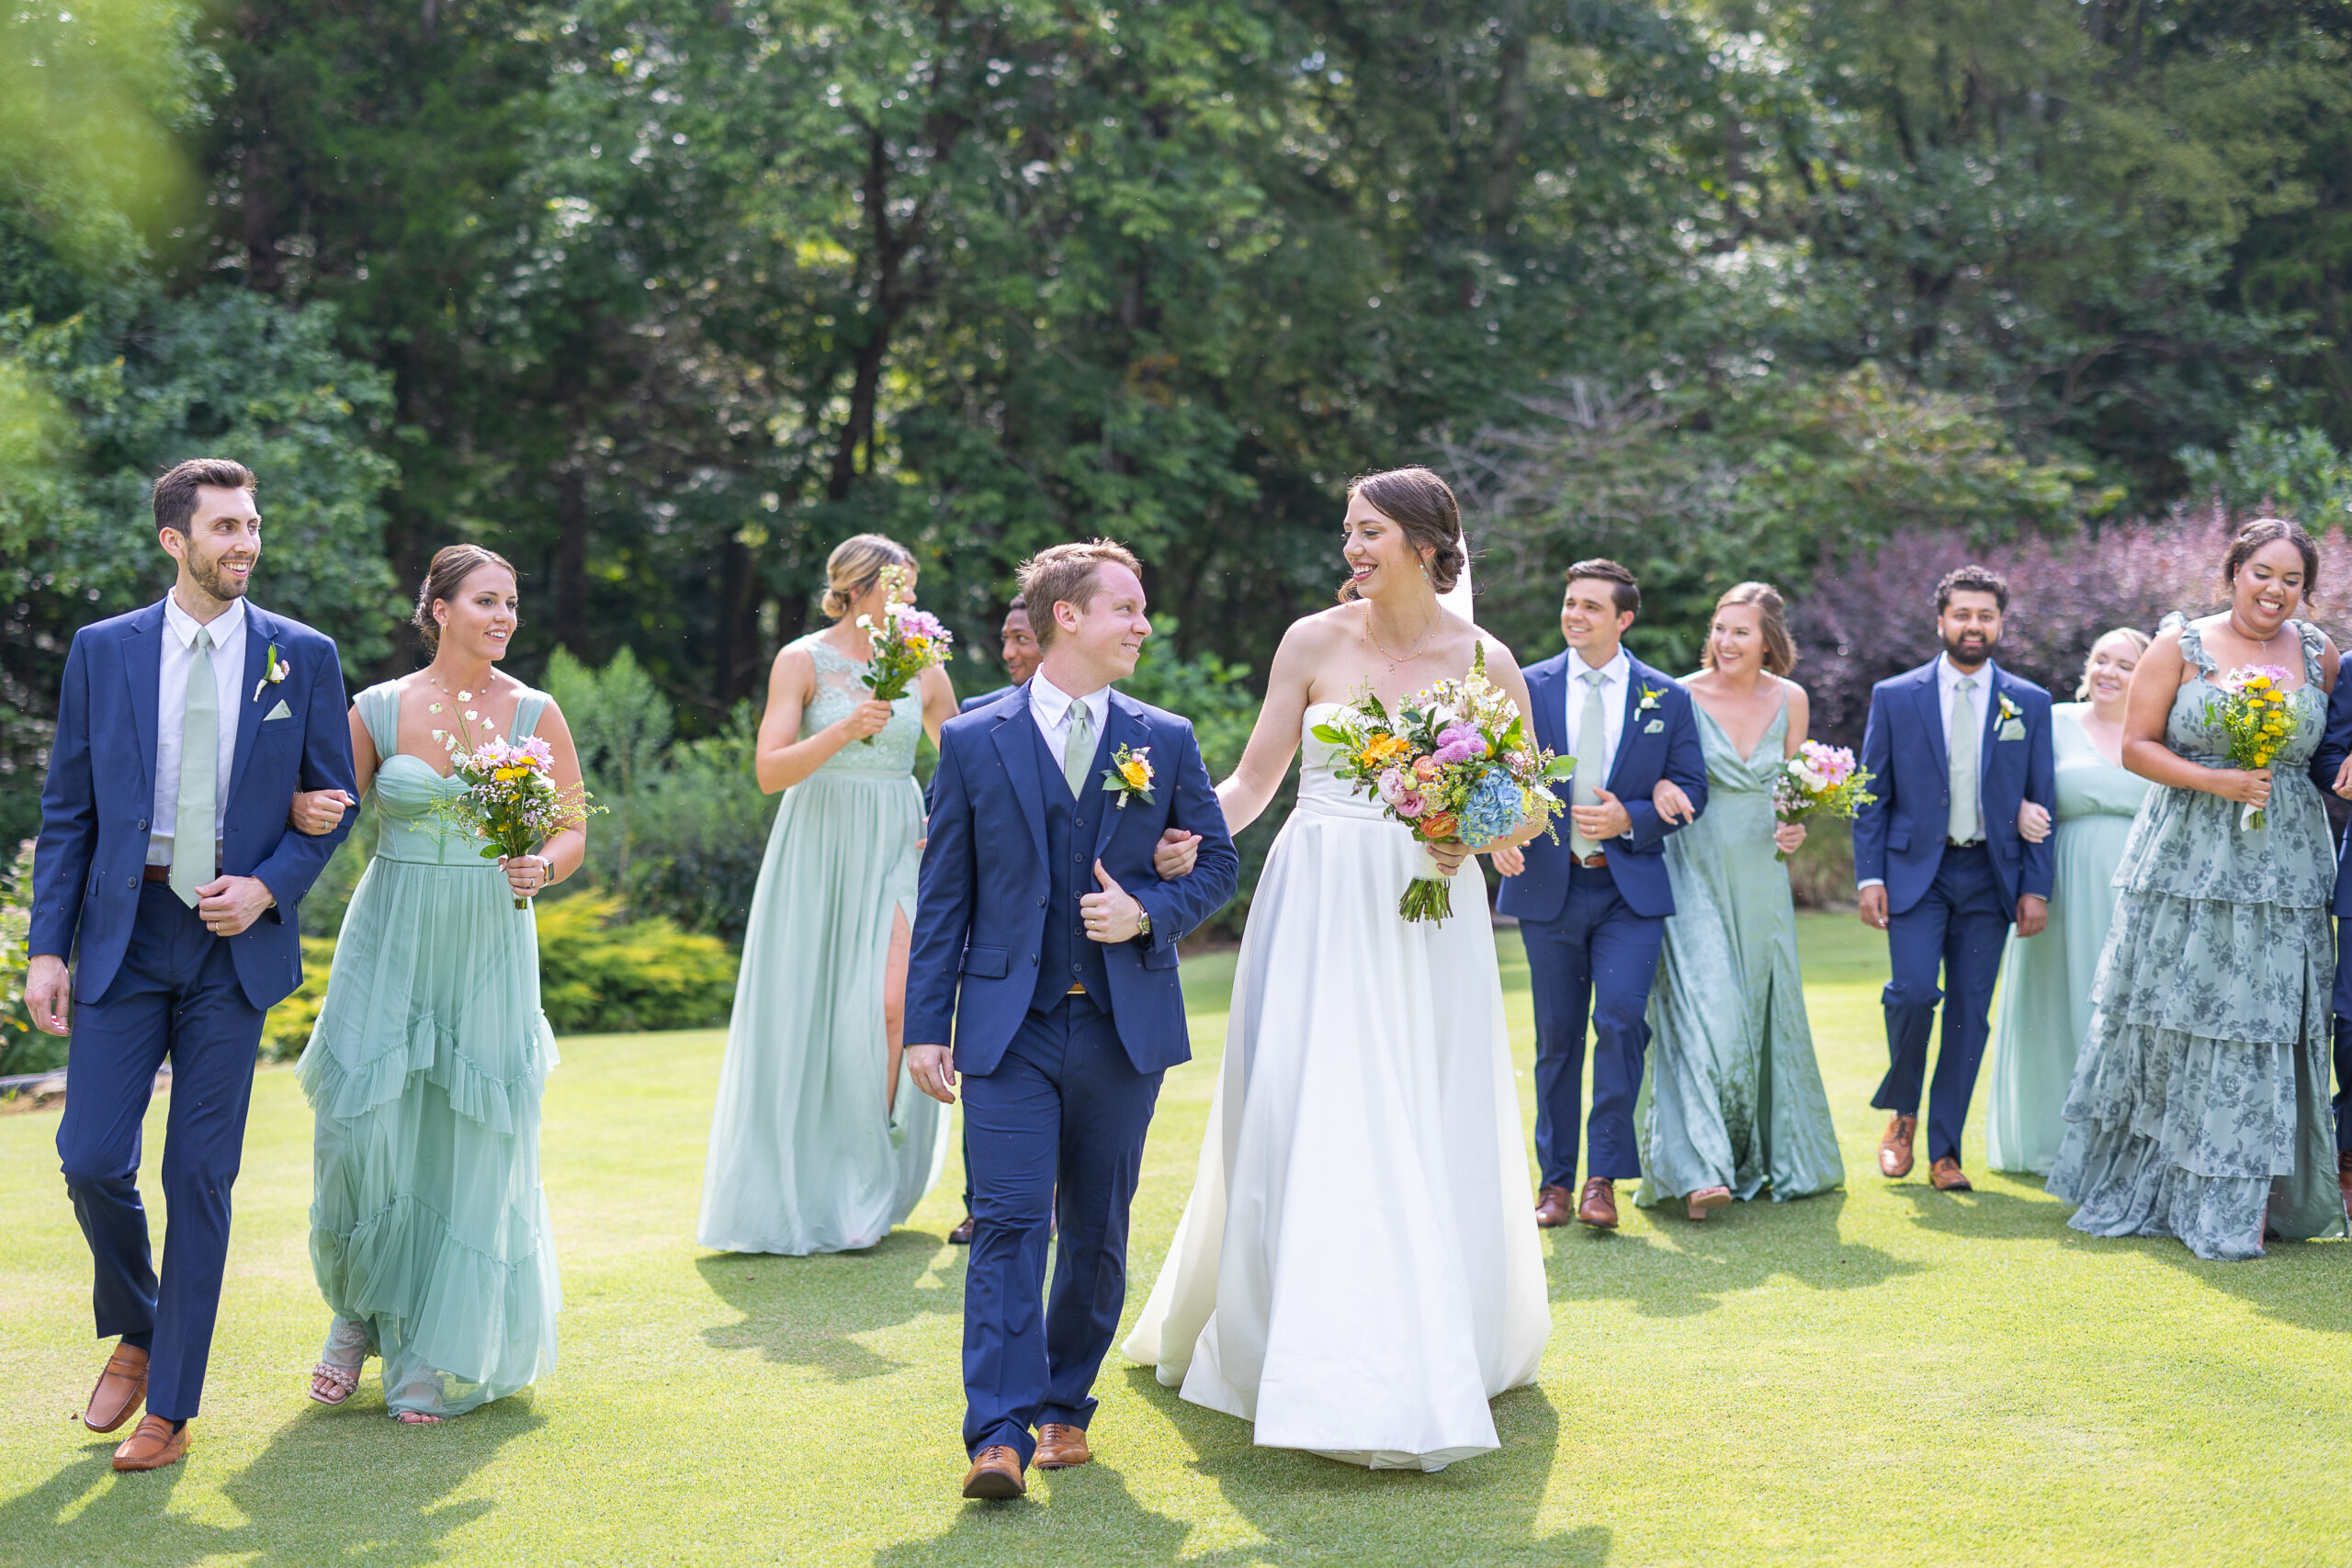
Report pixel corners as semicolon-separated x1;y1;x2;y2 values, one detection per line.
264;699;293;721
1998;718;2025;741
1644;719;1665;734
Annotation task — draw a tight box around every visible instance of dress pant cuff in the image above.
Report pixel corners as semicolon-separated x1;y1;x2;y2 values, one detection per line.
1036;1403;1092;1432
970;1420;1035;1465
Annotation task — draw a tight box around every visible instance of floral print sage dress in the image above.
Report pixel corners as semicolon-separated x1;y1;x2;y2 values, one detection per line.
2047;620;2349;1260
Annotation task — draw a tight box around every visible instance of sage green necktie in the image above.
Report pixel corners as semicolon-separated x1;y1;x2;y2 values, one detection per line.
1948;674;1981;843
170;626;219;907
1062;700;1096;799
1569;669;1608;857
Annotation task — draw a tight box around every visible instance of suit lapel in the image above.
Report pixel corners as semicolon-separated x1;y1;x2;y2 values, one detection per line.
124;601;165;804
1525;657;1565;760
1091;693;1143;861
1977;662;2006;781
989;685;1050;867
224;605;275;808
1915;660;1949;782
1604;656;1650;795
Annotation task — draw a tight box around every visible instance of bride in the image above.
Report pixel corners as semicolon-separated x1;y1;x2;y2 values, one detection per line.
1122;466;1551;1471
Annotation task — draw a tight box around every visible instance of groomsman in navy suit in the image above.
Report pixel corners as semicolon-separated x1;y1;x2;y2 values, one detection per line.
905;540;1238;1500
24;459;356;1471
2305;671;2352;1211
1853;565;2054;1192
1498;559;1709;1230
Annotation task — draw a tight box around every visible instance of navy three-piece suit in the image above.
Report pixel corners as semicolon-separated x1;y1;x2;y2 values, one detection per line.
908;682;1237;1465
2305;677;2352;1155
32;597;356;1421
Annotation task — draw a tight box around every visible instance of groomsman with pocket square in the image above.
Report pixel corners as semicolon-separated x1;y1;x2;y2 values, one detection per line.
1498;558;1709;1231
1852;565;2054;1194
22;458;356;1471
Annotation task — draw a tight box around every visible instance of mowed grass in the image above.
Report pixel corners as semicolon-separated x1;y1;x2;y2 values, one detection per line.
5;914;2351;1566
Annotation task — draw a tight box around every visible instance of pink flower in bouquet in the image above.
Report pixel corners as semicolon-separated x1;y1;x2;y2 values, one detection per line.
1396;789;1428;818
1433;722;1487;764
899;609;949;642
1376;767;1408;806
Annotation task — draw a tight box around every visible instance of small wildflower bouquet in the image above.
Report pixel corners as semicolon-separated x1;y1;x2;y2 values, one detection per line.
428;694;600;908
1313;647;1574;923
854;567;954;744
2208;664;2298;829
1770;741;1876;862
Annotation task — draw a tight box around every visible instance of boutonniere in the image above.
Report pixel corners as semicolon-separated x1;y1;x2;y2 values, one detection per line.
1636;686;1663;714
1101;743;1155;808
252;642;288;703
1997;694;2020;723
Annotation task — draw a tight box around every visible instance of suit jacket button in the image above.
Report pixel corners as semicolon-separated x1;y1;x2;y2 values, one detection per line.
1029;953;1039;966
1036;897;1046;908
137;819;148;830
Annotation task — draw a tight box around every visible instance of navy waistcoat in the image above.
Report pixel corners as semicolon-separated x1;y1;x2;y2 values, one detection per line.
1028;716;1114;1013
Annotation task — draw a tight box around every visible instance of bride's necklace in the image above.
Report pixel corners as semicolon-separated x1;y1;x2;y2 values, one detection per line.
1364;602;1442;670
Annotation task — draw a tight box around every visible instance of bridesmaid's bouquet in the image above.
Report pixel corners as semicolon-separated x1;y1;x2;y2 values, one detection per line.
1770;741;1875;862
1315;647;1573;924
429;696;600;908
854;567;954;744
2209;664;2297;829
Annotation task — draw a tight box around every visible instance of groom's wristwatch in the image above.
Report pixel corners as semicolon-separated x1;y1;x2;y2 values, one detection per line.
1134;909;1151;940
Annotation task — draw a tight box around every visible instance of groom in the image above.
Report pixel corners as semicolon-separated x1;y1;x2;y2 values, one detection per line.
24;458;356;1470
905;539;1238;1501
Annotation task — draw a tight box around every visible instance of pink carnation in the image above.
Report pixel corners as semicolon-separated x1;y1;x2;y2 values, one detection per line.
1376;767;1407;806
1396;790;1428;818
1433;722;1487;764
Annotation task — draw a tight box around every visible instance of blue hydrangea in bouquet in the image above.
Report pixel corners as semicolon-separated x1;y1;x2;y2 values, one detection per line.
1313;647;1574;923
853;566;954;744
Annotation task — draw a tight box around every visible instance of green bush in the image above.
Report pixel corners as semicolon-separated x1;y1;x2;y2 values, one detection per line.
0;838;67;1079
617;707;779;949
535;892;736;1036
259;937;336;1064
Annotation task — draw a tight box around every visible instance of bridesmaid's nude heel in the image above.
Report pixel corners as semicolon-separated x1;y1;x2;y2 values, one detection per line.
1686;1186;1733;1222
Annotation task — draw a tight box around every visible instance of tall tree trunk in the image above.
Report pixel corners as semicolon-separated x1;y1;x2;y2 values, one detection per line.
828;129;912;502
1484;0;1530;243
717;533;762;704
552;468;590;654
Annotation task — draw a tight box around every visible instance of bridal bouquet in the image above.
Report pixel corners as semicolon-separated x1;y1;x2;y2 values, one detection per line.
1770;741;1875;862
854;567;953;744
1314;647;1573;923
2209;664;2298;829
428;696;600;908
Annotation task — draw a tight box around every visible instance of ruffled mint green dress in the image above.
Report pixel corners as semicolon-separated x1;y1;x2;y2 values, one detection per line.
696;636;948;1255
1984;705;2152;1174
2048;621;2348;1259
300;682;561;1417
1635;695;1844;1207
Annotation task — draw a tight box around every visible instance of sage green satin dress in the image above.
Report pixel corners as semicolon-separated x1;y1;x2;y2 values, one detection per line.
695;636;948;1255
300;682;561;1418
1636;698;1845;1207
1984;705;2151;1174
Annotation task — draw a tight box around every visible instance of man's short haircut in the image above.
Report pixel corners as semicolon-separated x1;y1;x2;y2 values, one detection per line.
153;458;258;537
1007;593;1027;615
1935;564;2010;615
1566;557;1640;617
1017;540;1144;651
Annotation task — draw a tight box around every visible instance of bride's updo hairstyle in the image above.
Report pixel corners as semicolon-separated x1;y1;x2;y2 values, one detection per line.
1339;467;1465;604
413;543;519;657
2222;517;2319;604
821;533;916;621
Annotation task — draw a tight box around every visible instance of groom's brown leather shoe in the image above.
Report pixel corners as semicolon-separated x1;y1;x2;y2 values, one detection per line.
84;1343;149;1434
2337;1151;2352;1215
1928;1156;1973;1192
1879;1114;1917;1179
1035;1422;1091;1469
1533;1185;1576;1228
1576;1178;1619;1229
962;1445;1026;1499
111;1415;187;1472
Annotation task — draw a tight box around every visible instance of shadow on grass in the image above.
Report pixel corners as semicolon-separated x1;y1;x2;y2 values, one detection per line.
1544;1191;1917;1316
696;1228;954;1380
0;1401;540;1564
1887;1183;2075;1243
2149;1233;2352;1335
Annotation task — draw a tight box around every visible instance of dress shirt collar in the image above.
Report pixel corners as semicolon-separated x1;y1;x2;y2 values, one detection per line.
163;591;247;651
1030;671;1110;733
1567;644;1630;689
1937;651;1992;694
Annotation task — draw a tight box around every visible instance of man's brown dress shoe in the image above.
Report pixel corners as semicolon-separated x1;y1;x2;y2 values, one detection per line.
1576;1178;1619;1229
947;1213;976;1246
1035;1422;1091;1469
1928;1156;1973;1192
962;1445;1026;1499
111;1415;187;1472
85;1343;148;1434
2337;1151;2352;1215
1533;1185;1576;1228
1878;1114;1917;1179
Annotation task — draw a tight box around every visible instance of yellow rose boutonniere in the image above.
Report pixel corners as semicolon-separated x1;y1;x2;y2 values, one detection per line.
1101;743;1155;809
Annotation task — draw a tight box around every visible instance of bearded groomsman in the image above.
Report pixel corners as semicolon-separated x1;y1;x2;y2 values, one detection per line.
23;459;356;1470
1853;565;2054;1193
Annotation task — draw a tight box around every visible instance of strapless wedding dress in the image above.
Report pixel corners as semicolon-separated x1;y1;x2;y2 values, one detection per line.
1122;704;1549;1470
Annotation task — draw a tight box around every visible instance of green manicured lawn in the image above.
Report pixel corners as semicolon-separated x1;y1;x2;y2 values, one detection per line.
6;914;2350;1565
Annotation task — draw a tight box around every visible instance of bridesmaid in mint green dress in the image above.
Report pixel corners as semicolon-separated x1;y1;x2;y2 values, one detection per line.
696;536;958;1256
300;546;583;1420
1984;632;2152;1174
1636;584;1844;1218
2051;521;2349;1260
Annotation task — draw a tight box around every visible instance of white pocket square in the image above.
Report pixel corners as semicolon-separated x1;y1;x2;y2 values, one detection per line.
1644;719;1665;734
1998;719;2025;741
264;700;293;721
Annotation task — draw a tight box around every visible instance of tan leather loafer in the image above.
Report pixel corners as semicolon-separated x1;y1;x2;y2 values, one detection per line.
111;1415;187;1472
1928;1156;1973;1192
1035;1422;1091;1469
1577;1178;1619;1229
1533;1184;1577;1228
962;1444;1026;1499
1686;1185;1733;1221
1879;1114;1918;1179
85;1343;149;1434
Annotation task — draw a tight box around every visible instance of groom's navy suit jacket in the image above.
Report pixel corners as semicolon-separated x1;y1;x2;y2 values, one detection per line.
1498;649;1708;923
2309;674;2352;918
1852;658;2054;916
908;682;1238;1077
32;598;356;1008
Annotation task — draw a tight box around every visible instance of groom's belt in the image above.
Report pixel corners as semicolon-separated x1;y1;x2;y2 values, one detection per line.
1570;851;1609;869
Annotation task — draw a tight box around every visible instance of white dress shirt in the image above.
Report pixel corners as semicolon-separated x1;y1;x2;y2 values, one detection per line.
1937;653;1993;840
1559;645;1630;784
150;592;248;866
1028;672;1112;774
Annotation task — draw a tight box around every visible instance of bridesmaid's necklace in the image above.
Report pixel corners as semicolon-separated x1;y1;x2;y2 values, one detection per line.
2226;613;2285;665
1364;600;1441;670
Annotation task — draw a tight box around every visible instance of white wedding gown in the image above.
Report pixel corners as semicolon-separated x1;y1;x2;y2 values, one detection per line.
1122;703;1550;1471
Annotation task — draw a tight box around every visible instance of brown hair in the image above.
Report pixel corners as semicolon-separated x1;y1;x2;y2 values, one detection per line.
1566;558;1639;617
2075;626;2152;701
1018;539;1145;651
413;544;520;657
1935;564;2010;614
153;458;257;536
1701;581;1798;675
820;534;916;620
1339;467;1465;603
2223;517;2319;603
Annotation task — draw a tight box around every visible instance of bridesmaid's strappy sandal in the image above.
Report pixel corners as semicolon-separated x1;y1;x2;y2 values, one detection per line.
309;1317;373;1406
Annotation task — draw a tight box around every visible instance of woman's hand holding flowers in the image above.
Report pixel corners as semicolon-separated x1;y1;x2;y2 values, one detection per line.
2213;766;2273;808
1773;820;1807;855
835;698;894;742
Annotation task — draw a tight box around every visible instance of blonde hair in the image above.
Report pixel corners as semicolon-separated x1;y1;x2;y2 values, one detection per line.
1017;538;1145;650
2075;626;2152;700
820;534;915;620
1699;581;1798;676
